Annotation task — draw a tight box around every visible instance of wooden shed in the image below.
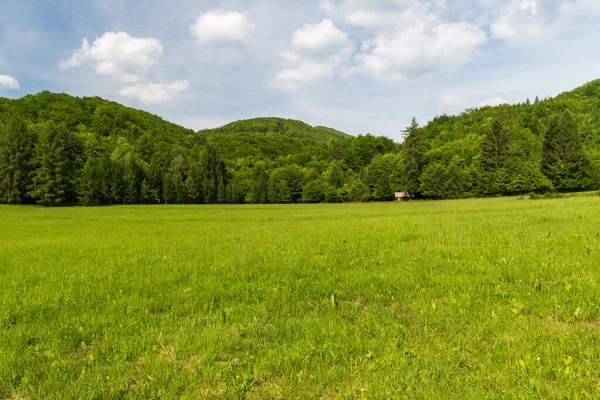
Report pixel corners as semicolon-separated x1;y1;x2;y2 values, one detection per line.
395;192;412;202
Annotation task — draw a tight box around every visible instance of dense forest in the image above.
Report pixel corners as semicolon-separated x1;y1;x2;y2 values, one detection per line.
1;80;599;206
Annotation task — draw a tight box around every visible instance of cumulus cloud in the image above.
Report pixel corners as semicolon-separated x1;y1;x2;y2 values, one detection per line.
119;80;190;104
479;95;509;107
318;0;487;82
319;0;436;28
438;93;468;109
292;19;350;52
59;31;163;82
0;74;20;90
271;55;346;91
190;11;255;45
490;0;600;46
357;22;487;82
272;19;353;91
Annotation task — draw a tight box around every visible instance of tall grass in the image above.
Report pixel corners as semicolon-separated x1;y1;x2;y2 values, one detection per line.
1;197;599;398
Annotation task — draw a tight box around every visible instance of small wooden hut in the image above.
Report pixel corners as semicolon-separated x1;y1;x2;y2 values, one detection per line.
395;192;412;202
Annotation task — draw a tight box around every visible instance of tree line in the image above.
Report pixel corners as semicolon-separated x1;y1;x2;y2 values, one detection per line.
1;83;599;206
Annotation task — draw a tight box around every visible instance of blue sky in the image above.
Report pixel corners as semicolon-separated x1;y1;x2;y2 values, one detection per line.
1;0;600;141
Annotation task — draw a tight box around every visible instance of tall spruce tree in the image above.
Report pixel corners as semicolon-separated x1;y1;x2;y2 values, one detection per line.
199;143;228;204
250;163;269;204
0;115;35;204
29;122;69;206
78;156;103;206
479;120;510;195
402;117;426;196
481;120;510;172
542;111;589;191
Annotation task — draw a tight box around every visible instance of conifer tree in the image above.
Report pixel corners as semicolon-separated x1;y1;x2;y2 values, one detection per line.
29;122;68;206
184;175;198;204
78;156;103;206
479;120;511;194
402;117;426;196
250;164;269;204
481;120;510;172
542;111;589;191
0;115;35;204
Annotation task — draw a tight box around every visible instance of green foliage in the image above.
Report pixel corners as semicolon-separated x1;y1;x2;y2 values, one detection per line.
29;122;69;206
3;79;600;206
542;112;590;192
199;117;347;160
0;115;34;203
78;156;104;206
479;120;510;195
402;118;427;196
302;179;325;203
412;80;600;198
348;178;370;202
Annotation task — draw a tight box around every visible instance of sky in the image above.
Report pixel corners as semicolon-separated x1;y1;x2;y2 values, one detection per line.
1;0;600;141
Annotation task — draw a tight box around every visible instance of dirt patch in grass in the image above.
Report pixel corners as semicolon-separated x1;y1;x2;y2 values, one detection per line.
182;355;204;368
247;376;285;399
193;384;224;397
126;376;140;390
159;345;176;362
215;357;240;367
71;345;93;360
542;317;600;330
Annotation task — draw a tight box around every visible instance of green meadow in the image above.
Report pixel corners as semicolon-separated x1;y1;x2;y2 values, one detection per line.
1;197;600;399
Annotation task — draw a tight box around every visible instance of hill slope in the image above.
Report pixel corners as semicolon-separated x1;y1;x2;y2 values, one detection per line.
405;79;600;198
0;92;350;161
199;117;349;160
0;91;198;146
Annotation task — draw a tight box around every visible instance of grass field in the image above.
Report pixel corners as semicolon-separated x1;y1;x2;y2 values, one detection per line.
1;197;600;399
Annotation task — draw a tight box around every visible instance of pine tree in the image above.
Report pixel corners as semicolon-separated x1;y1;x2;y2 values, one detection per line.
140;179;157;204
184;175;198;204
480;120;510;172
250;165;269;204
29;123;69;206
402;117;426;196
478;120;514;196
542;111;589;191
217;178;226;204
373;174;392;201
78;157;103;206
199;143;227;204
0;115;35;204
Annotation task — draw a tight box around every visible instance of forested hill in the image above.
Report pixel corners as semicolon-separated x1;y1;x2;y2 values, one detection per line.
0;91;198;146
1;80;599;207
198;117;349;160
409;79;600;198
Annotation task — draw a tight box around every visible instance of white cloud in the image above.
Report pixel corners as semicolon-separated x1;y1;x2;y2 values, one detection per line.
272;19;353;90
271;57;342;91
292;19;350;52
490;0;600;46
0;74;20;90
190;11;255;45
59;31;163;82
357;22;487;82
119;80;190;104
479;95;509;107
319;0;487;83
319;0;436;28
438;93;467;109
